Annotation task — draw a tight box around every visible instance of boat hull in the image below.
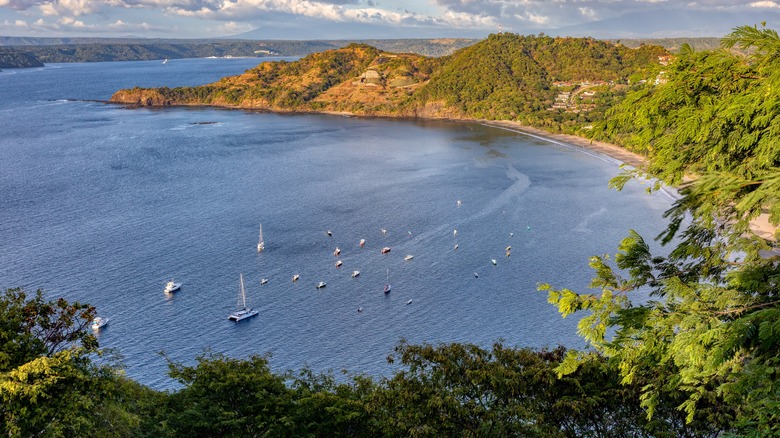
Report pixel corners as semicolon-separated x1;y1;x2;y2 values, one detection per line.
228;308;259;321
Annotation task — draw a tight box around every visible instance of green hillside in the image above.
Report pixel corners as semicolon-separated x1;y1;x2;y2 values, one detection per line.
111;33;667;131
0;47;43;68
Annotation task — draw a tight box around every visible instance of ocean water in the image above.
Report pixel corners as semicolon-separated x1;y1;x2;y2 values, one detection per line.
0;58;674;389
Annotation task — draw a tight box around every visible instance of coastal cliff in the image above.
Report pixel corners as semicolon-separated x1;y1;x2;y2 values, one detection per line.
110;34;668;124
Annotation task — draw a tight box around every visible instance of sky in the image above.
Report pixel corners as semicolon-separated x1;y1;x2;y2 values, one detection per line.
0;0;778;40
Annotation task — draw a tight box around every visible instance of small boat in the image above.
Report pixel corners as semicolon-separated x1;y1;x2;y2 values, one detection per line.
492;259;497;265
453;229;458;237
454;244;459;251
260;278;268;285
408;231;412;237
91;316;109;330
162;58;168;64
381;228;387;235
506;246;512;251
327;230;333;236
164;279;181;293
292;274;300;282
316;281;326;289
404;255;414;261
381;247;391;254
457;200;462;207
506;251;511;257
383;269;391;294
359;238;365;247
510;232;514;237
357;307;363;312
351;270;360;278
526;225;531;231
336;260;343;267
334;247;341;256
474;272;479;278
406;299;413;305
228;273;259;321
257;224;265;252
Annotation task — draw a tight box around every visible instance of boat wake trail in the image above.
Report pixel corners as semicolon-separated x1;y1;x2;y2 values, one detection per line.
573;207;607;233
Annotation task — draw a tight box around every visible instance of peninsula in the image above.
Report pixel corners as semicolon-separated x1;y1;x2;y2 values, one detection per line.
110;33;667;129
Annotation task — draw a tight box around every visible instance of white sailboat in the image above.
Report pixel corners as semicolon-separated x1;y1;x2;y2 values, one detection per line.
164;279;181;293
257;224;265;252
383;269;391;294
228;273;259;321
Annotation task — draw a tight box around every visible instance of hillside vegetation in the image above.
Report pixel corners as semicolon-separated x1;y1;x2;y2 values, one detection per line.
0;47;43;68
111;33;667;129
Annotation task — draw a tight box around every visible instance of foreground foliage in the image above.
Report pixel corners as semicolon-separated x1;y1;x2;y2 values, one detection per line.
543;24;780;437
0;288;734;437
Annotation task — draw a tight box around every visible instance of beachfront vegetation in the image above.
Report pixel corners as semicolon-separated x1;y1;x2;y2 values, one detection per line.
5;25;779;436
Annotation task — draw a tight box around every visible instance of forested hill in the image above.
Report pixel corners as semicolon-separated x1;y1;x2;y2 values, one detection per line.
110;33;667;125
0;38;476;63
0;47;43;68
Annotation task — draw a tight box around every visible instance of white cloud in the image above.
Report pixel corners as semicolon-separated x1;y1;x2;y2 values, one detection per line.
208;20;256;34
749;0;780;7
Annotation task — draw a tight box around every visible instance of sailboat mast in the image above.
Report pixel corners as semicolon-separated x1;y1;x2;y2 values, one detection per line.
257;224;265;252
239;273;247;308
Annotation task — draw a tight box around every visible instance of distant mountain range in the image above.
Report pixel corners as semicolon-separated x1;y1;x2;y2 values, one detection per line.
548;8;780;39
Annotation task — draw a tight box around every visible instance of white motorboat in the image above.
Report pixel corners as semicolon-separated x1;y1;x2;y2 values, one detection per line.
228;273;259;322
91;316;109;330
404;255;414;261
164;280;181;293
351;270;360;278
316;281;326;289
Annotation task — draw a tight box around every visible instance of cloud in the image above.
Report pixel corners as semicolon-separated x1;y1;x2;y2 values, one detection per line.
749;0;780;7
431;0;774;30
0;15;171;34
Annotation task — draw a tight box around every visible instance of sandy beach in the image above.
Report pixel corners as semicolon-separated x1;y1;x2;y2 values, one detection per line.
483;119;778;242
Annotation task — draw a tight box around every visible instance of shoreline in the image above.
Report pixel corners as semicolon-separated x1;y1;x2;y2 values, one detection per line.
482;120;646;169
107;99;777;241
482;119;777;242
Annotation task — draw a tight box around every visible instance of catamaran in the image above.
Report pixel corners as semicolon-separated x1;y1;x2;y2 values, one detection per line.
228;273;259;321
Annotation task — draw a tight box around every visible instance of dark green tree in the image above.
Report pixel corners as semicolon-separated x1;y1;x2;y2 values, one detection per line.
543;24;780;437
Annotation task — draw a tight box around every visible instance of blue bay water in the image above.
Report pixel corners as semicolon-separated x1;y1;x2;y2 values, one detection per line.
0;59;673;389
